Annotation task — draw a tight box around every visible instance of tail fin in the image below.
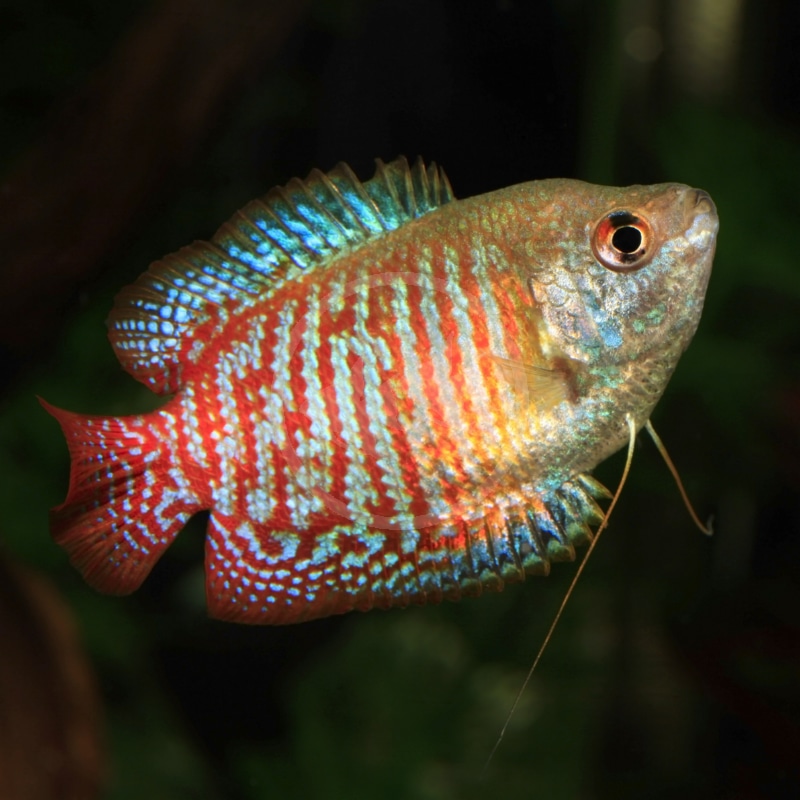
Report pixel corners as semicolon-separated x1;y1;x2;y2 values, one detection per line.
40;398;203;595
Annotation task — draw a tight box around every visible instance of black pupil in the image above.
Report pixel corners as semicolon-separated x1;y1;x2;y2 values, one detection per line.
611;225;642;254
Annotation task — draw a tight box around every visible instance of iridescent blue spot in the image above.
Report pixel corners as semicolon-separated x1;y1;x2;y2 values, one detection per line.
312;532;339;565
342;551;368;569
358;528;387;555
271;531;301;563
597;318;623;349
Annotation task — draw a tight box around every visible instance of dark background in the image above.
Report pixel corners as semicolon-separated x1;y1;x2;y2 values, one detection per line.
2;1;800;798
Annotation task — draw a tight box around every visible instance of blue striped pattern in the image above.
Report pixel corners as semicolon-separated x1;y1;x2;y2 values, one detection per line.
108;157;454;394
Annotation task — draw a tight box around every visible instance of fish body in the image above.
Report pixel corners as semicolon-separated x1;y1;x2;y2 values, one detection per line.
44;158;718;623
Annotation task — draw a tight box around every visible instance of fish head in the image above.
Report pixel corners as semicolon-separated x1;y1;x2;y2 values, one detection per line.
521;179;718;374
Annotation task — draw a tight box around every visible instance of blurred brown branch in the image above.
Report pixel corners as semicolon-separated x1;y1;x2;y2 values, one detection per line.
0;0;308;360
0;553;104;799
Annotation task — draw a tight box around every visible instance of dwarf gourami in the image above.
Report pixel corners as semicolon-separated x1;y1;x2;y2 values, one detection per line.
43;157;718;624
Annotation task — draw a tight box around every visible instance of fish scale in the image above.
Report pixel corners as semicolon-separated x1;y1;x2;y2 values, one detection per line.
43;156;718;624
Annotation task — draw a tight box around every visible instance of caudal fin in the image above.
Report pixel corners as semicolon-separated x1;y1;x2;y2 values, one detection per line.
40;398;203;595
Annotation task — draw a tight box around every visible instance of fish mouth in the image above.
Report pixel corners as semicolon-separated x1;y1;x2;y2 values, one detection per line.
692;189;716;217
684;187;719;244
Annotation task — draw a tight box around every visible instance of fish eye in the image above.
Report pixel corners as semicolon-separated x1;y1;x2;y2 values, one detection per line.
592;210;654;272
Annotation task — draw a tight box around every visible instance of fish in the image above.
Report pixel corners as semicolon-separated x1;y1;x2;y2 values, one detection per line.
42;157;718;624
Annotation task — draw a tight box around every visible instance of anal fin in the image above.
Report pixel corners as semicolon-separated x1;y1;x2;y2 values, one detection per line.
202;473;608;625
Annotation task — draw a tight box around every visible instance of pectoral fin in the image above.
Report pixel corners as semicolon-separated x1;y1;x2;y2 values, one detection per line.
491;355;578;411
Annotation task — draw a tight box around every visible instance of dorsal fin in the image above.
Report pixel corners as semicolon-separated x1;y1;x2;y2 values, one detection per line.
107;156;455;393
